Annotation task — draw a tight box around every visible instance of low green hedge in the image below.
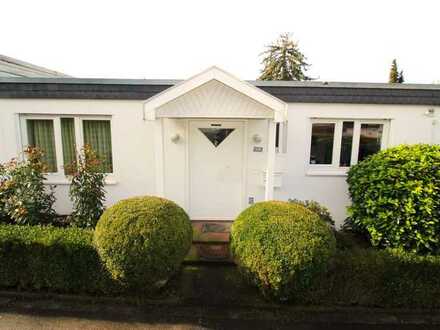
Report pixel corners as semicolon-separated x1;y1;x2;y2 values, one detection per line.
299;247;440;308
2;224;440;308
0;224;119;294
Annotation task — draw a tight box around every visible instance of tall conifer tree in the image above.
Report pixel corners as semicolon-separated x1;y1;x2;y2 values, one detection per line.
259;33;311;81
389;59;404;83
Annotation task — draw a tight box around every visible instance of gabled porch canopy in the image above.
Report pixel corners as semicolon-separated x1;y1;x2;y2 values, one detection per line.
143;66;286;202
143;66;287;122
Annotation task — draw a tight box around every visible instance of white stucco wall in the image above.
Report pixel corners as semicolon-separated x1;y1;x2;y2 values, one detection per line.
0;99;156;215
0;97;438;227
276;103;439;227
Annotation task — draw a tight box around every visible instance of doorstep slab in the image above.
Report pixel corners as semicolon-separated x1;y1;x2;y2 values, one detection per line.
189;221;234;262
192;221;232;243
185;243;232;262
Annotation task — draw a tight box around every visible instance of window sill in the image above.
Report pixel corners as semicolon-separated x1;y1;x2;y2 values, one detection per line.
306;168;348;177
44;177;118;186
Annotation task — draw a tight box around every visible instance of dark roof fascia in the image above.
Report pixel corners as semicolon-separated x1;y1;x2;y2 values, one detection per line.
257;85;440;105
0;79;174;100
0;78;440;106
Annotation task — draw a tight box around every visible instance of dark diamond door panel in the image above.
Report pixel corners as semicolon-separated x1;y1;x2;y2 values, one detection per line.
199;128;235;147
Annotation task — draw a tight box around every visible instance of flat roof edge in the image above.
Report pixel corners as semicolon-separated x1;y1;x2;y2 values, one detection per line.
0;77;439;91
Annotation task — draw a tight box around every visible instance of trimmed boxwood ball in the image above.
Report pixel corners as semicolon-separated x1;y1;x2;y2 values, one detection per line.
230;201;336;301
94;196;192;291
347;144;440;254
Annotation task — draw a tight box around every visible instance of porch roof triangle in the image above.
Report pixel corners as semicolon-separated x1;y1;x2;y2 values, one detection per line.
143;66;287;122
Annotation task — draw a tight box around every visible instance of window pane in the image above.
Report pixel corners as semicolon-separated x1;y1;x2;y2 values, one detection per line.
275;123;280;149
61;118;76;175
358;124;383;162
339;121;354;167
83;120;113;173
275;122;288;153
26;119;57;172
199;128;235;147
310;123;335;164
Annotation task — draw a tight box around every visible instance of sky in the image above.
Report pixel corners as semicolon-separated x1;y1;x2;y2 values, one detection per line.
2;0;440;83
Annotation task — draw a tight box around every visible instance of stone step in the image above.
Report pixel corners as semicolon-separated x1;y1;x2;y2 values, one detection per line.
186;221;234;263
192;221;232;243
186;243;232;262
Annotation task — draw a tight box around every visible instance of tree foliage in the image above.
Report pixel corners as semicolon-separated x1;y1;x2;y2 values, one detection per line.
389;59;404;83
259;33;311;81
68;145;106;228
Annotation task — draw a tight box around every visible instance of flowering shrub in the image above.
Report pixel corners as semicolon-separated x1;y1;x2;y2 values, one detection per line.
0;147;56;225
68;145;106;228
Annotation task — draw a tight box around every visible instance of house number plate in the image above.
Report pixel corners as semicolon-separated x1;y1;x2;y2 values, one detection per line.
253;146;263;152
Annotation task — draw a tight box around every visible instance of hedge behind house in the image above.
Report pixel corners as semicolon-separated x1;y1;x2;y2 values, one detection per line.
0;224;119;294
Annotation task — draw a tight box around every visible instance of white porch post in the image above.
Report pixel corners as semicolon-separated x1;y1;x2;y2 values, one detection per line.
265;119;276;200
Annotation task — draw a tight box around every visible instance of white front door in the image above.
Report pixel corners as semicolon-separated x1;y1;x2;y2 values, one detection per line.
189;120;245;220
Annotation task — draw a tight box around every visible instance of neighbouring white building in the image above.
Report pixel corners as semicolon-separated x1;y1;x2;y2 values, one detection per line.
0;54;70;78
0;66;439;227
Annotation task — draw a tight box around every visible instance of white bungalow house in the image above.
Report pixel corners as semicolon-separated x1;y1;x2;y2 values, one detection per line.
0;66;439;228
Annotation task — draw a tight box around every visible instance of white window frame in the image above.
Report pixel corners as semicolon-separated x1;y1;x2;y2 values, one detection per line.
19;114;115;184
306;118;390;176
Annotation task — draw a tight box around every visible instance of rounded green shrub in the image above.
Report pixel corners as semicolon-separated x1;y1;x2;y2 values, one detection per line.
230;201;336;301
94;196;192;291
347;144;440;254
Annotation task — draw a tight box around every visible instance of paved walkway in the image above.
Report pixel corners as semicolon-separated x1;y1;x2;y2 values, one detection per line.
1;296;439;330
1;310;439;330
1;264;440;329
0;312;199;330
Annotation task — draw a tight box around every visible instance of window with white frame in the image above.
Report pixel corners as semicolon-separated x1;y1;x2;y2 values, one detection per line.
275;122;288;153
309;119;388;169
21;115;113;175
